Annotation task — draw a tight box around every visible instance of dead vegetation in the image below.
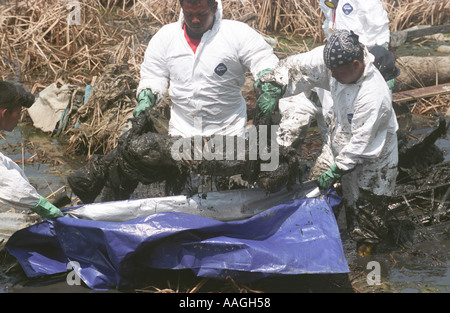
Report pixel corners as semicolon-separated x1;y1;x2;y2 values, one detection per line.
64;64;138;158
0;0;448;87
0;0;447;162
411;94;450;116
0;0;448;294
385;0;449;33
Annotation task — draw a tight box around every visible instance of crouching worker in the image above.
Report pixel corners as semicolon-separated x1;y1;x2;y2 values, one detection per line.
0;81;64;219
260;30;399;255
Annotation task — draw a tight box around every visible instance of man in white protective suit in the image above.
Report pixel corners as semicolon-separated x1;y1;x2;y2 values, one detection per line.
0;81;64;219
135;0;280;138
134;0;282;194
260;30;399;255
67;0;283;202
321;0;390;50
276;0;395;178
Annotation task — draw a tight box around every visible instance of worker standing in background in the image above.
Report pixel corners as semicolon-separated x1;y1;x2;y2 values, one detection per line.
321;0;390;49
0;81;64;219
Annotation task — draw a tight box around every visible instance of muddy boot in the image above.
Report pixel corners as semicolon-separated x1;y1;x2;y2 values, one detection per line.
67;154;111;204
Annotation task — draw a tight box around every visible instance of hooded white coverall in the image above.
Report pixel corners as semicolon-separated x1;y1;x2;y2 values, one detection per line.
0;152;41;211
277;0;390;157
137;0;278;138
267;45;399;243
135;0;279;194
321;0;390;48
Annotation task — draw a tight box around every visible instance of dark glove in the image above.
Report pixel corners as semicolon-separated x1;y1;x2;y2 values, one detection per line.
318;163;346;190
133;89;156;117
254;69;283;116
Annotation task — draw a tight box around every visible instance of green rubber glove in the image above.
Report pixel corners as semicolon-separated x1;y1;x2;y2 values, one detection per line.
133;89;156;117
318;163;346;190
31;196;64;219
387;78;395;90
254;69;283;116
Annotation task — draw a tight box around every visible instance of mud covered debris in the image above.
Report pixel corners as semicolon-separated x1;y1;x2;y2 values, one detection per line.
64;64;140;158
382;111;449;243
398;114;448;174
68;113;304;204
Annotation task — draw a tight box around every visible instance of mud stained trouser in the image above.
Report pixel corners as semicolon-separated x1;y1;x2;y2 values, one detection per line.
344;188;390;245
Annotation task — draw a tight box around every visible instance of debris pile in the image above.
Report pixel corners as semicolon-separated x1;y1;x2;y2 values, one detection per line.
387;112;449;246
392;161;449;225
67;112;302;203
64;64;138;158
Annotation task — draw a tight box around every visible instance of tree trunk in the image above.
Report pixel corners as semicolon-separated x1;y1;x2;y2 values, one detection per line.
394;56;450;92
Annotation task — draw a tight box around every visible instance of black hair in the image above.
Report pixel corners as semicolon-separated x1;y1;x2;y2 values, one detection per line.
355;43;365;63
348;31;364;64
179;0;217;7
0;81;35;112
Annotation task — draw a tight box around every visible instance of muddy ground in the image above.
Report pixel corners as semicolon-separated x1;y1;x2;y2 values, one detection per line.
0;107;449;293
0;30;449;293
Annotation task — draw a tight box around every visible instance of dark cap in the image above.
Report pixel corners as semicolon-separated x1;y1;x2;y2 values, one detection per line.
369;46;400;81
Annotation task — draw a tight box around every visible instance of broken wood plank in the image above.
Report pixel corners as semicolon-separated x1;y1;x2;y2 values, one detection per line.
392;83;450;103
390;24;450;48
404;24;450;40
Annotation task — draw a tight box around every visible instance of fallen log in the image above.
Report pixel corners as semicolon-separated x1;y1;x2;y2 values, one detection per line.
394;56;450;92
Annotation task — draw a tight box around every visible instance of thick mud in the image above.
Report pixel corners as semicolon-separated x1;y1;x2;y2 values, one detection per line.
0;112;449;293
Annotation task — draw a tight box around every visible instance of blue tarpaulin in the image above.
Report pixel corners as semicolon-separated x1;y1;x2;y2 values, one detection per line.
6;192;348;290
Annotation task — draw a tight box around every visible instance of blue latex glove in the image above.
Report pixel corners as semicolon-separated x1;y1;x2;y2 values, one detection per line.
30;196;64;219
254;69;283;116
133;89;156;117
318;163;346;190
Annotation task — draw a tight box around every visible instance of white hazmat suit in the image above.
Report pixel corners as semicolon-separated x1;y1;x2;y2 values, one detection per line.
265;45;399;244
0;152;41;211
138;0;278;138
0;152;63;220
321;0;390;49
277;0;391;155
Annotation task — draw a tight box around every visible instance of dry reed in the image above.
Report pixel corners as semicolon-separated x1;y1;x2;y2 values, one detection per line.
0;0;448;159
1;0;448;87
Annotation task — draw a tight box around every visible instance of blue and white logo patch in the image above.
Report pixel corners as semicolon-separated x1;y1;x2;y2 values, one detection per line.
214;63;228;76
342;3;353;15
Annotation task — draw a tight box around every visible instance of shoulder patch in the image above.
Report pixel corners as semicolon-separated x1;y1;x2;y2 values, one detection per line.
214;63;228;76
342;3;354;15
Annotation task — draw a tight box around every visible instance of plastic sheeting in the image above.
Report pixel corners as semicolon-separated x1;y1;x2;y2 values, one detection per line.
6;191;348;290
27;83;73;133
